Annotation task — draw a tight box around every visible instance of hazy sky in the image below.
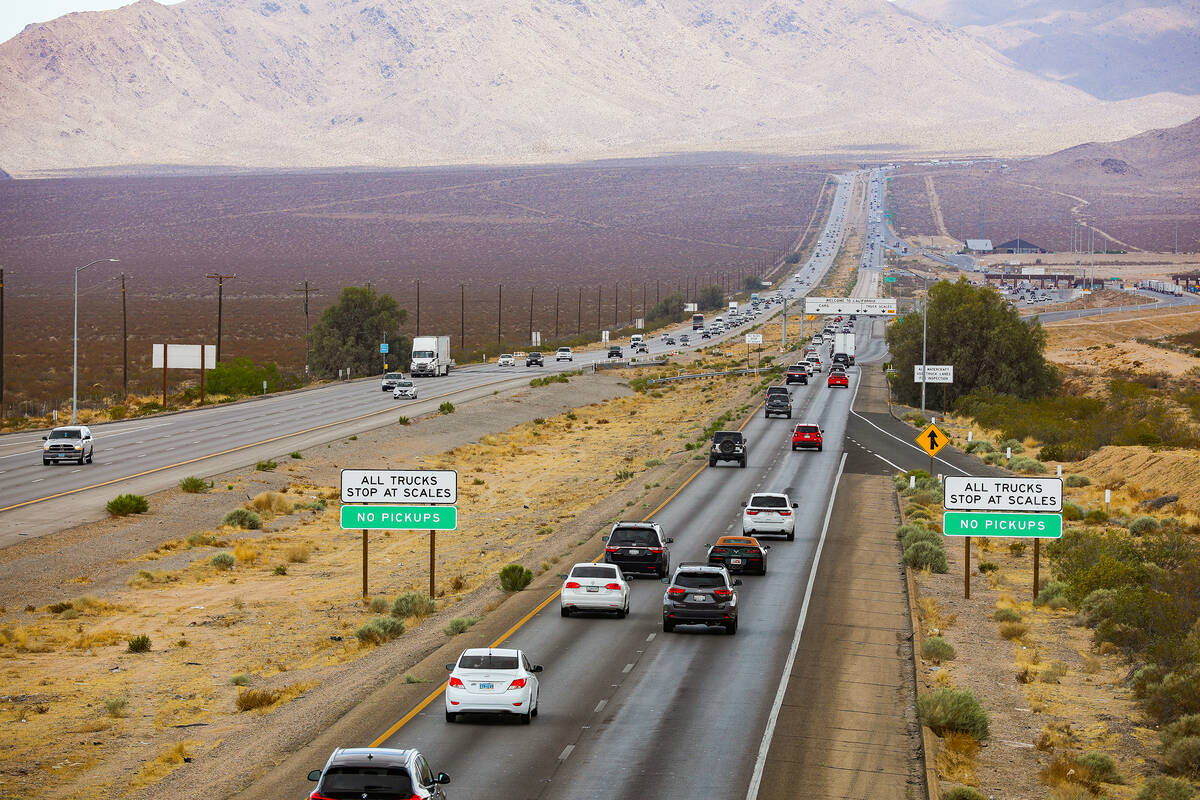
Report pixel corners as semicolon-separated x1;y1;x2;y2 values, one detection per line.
0;0;185;44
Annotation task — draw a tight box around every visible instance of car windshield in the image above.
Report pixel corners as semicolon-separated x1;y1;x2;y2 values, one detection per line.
396;381;413;388
458;654;519;670
674;572;727;589
609;528;659;546
750;495;788;508
411;350;434;359
320;766;414;796
571;566;619;579
500;354;512;358
384;373;403;380
49;430;81;439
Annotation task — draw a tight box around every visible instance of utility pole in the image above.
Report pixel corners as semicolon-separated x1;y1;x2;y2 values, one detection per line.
121;273;128;399
577;287;582;337
415;279;420;336
497;283;502;344
205;273;236;363
613;282;618;327
460;284;465;347
528;286;534;343
294;281;319;377
555;288;560;340
0;267;4;413
596;286;602;334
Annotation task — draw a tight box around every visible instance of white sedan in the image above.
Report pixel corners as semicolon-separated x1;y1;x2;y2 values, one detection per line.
391;379;418;400
497;354;515;367
742;492;798;541
445;648;542;724
560;562;630;618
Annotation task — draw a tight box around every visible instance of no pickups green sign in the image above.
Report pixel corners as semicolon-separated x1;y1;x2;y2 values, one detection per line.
943;511;1062;538
340;505;458;531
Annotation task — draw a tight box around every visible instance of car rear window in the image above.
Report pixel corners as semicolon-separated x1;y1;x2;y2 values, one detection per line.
750;495;788;508
796;425;819;434
458;654;519;669
571;566;619;579
674;572;727;589
319;766;414;798
609;528;659;546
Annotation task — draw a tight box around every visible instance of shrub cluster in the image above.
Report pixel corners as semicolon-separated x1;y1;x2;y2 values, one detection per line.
499;563;533;592
222;508;262;530
106;493;149;516
391;592;437;619
921;636;957;664
355;616;405;645
179;476;209;493
917;687;989;739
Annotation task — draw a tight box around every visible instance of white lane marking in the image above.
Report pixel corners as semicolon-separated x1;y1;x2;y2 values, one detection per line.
558;745;575;761
745;452;847;800
137;454;147;459
622;663;634;674
31;478;43;483
594;699;607;713
645;633;655;642
847;380;968;475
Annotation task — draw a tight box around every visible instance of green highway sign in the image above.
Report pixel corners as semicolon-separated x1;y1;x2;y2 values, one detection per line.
943;512;1061;538
341;505;458;531
884;276;897;282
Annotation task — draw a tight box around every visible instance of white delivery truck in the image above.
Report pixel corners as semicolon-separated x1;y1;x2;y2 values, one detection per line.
833;331;856;366
728;301;739;315
410;335;454;377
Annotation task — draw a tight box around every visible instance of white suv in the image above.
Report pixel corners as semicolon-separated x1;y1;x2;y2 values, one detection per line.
43;425;95;465
556;347;573;361
742;492;798;540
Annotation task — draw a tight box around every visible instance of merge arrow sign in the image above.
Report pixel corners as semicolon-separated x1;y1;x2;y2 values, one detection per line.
916;422;948;457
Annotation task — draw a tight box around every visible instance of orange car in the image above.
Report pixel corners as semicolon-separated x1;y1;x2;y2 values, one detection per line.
705;535;770;575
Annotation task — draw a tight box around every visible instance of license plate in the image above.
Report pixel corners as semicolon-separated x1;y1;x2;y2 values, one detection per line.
479;682;494;690
625;549;640;555
585;586;599;592
689;594;707;602
730;558;743;565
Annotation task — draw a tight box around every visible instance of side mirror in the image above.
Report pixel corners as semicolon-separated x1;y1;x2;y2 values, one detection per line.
308;770;322;782
733;579;743;586
600;534;609;542
764;545;772;550
557;574;568;580
792;503;799;509
664;537;673;544
531;665;544;673
660;577;669;584
41;435;48;440
445;663;455;671
435;772;451;785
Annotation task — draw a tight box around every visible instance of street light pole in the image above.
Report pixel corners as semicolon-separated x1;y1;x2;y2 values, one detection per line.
920;273;928;416
205;273;236;363
73;258;119;423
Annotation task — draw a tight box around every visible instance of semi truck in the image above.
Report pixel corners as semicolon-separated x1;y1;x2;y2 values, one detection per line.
410;335;454;377
833;331;856;366
692;313;706;330
728;301;739;314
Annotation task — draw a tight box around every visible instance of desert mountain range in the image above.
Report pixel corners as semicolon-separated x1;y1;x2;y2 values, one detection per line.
1;0;1198;175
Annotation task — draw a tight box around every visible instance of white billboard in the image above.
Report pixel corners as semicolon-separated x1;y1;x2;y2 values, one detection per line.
913;365;954;383
744;333;763;344
805;297;897;315
340;469;458;504
944;476;1062;512
152;344;216;370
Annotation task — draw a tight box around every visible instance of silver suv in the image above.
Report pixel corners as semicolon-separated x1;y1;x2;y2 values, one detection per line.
307;747;450;799
42;425;94;465
662;563;741;634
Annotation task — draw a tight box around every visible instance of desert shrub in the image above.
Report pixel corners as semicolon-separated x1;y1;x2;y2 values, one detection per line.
993;608;1022;623
943;788;987;800
355;616;405;645
249;491;292;516
1061;502;1084;520
982;452;1005;465
1009;456;1047;474
1162;715;1200;750
1008;540;1027;555
1078;589;1117;627
438;401;455;414
903;540;948;573
917;688;989;739
108;404;128;420
1064;474;1091;487
906;508;933;521
1130;516;1161;536
1163;737;1200;777
444;617;479;636
254;459;277;472
921;636;957;663
127;634;151;653
1038;444;1065;461
1084;508;1109;524
1034;580;1071;608
103;697;128;717
1135;776;1196;800
179;476;209;493
397;416;410;425
230;673;250;686
289;451;303;459
391;592;436;619
210;552;235;570
187;533;226;548
273;565;287;575
978;561;999;574
106;493;148;516
1142;665;1200;724
286;543;311;563
964;440;994;454
222;508;261;530
995;438;1024;454
896;522;930;541
368;596;389;613
999;621;1028;640
901;528;942;551
1040;661;1069;684
232;541;257;564
235;687;281;712
499;563;533;592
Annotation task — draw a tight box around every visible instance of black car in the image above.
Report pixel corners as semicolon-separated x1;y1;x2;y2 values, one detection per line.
785;363;809;385
709;430;748;467
764;393;791;419
831;352;849;368
525;351;544;367
662;564;741;634
604;521;672;577
307;747;450;800
706;536;769;575
607;345;623;359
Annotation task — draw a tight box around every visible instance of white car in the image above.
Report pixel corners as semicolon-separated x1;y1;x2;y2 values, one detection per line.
555;347;573;361
806;356;823;373
560;562;630;618
742;492;798;541
497;353;515;367
445;648;542;724
391;379;418;400
42;425;95;465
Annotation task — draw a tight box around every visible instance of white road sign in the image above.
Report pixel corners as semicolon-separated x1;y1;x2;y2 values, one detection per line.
944;476;1062;512
804;297;897;316
745;333;763;344
152;344;216;370
914;365;954;383
340;469;458;504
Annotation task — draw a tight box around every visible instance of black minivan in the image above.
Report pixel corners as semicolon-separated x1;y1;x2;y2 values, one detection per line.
604;522;672;577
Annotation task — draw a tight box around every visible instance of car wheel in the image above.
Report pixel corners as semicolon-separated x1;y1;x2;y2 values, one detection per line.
786;531;795;541
739;458;747;468
445;711;456;723
520;709;533;725
87;450;94;464
817;445;823;452
42;458;50;466
708;458;716;467
616;606;627;619
531;695;539;718
560;606;571;617
726;620;738;635
663;620;675;633
78;454;85;465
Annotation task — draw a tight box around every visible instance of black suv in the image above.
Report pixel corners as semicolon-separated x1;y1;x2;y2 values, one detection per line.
831;352;849;368
525;351;544;367
764;393;791;419
662;564;741;634
604;521;672;577
785;363;809;385
307;747;450;799
709;430;748;467
607;345;623;359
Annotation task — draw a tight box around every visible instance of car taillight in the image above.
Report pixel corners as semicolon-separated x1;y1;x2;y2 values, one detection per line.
710;547;726;555
667;587;685;597
604;583;622;590
745;510;759;515
508;678;527;690
605;546;619;553
647;547;663;554
713;588;733;598
564;581;581;589
780;510;792;516
448;677;464;687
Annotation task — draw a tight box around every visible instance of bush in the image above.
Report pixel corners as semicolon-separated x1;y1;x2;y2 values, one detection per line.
106;493;148;516
1143;665;1200;723
206;357;283;397
999;621;1028;640
1008;540;1027;555
998;438;1026;454
438;401;455;415
355;616;405;645
231;673;250;686
1008;456;1047;474
1164;737;1200;777
978;561;999;574
1038;444;1065;461
1085;509;1109;524
1129;516;1161;536
1063;502;1084;521
255;459;277;472
917;688;989;739
397;416;410;425
273;564;287;575
289;451;303;459
901;528;942;551
103;697;128;717
127;634;151;653
499;563;533;592
444;617;479;636
903;540;949;573
1034;580;1071;608
1162;715;1200;750
1077;751;1122;783
964;440;994;454
896;522;930;541
921;636;957;663
1136;776;1196;800
982;452;1005;465
993;608;1022;623
210;552;235;570
1078;589;1117;628
179;476;209;493
222;508;262;530
391;592;436;619
235;687;282;711
943;788;987;800
1065;474;1092;487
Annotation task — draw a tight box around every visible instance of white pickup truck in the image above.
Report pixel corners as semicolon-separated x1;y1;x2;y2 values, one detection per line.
42;425;95;465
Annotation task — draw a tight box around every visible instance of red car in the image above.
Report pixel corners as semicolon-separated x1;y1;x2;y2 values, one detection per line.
791;423;823;451
827;370;848;388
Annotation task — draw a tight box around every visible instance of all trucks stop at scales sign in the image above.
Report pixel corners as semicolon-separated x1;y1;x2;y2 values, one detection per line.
943;477;1062;512
340;469;457;504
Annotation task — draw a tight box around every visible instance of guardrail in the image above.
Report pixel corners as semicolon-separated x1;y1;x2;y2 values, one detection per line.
646;367;768;384
589;358;668;372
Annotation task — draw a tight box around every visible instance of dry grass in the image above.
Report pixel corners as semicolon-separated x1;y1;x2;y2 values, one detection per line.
918;595;957;631
233;541;258;564
999;621;1029;641
1036;722;1078;752
285;543;312;563
935;731;981;785
69;628;129;650
130;741;197;789
126;569;178;589
235;681;317;713
249;491;294;517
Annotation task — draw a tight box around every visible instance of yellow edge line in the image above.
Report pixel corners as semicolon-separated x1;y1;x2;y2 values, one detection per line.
0;376;520;514
371;390;767;745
